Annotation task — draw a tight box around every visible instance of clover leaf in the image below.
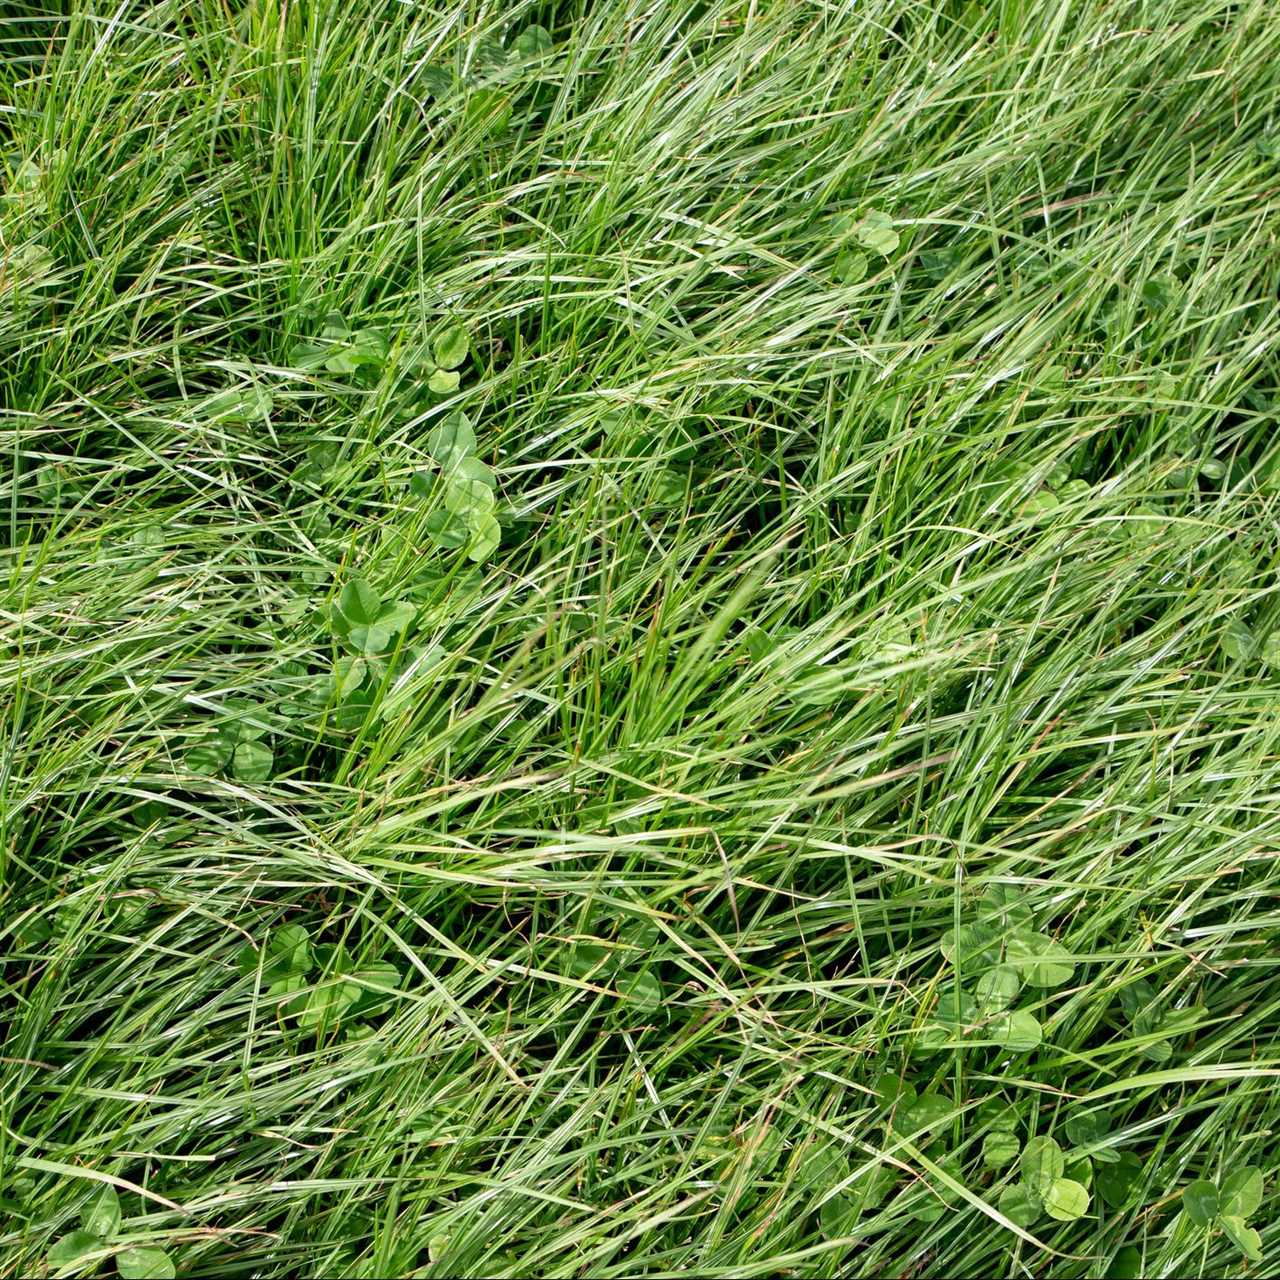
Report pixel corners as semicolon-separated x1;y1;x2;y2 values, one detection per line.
426;410;477;463
1097;1151;1143;1208
998;1184;1042;1227
853;209;899;257
232;740;273;783
1005;928;1074;987
424;508;470;550
288;309;350;368
1064;1108;1111;1149
1222;1167;1264;1219
83;1184;121;1238
117;1248;177;1279
1220;1215;1263;1264
513;24;553;59
1182;1167;1265;1262
413;411;502;563
1105;1246;1143;1279
427;368;460;395
975;964;1021;1013
895;1092;953;1142
983;1130;1020;1168
48;1230;102;1270
300;978;363;1031
1221;619;1257;661
875;1073;917;1112
991;1009;1042;1051
186;701;277;782
467;511;501;562
940;923;1000;970
1118;978;1192;1061
1016;1136;1089;1221
339;579;380;626
46;1185;177;1279
287;311;389;381
980;884;1035;930
300;955;404;1035
185;734;233;775
618;968;663;1011
835;248;867;284
331;579;416;655
1043;1176;1090;1221
333;656;367;700
1184;1179;1219;1228
205;384;272;423
909;1155;964;1224
237;923;311;982
1020;1136;1065;1197
432;322;470;371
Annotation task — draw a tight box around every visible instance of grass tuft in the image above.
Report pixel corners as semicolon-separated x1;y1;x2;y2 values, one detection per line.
3;2;1280;1276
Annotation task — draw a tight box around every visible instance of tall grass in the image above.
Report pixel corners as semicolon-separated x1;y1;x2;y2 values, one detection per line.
3;1;1279;1276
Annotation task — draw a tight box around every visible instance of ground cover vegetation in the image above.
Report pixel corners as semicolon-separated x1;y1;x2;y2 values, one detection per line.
2;1;1279;1276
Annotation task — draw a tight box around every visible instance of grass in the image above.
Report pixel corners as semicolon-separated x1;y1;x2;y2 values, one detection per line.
2;1;1280;1276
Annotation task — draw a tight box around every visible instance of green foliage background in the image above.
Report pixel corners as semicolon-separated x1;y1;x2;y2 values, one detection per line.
2;1;1279;1276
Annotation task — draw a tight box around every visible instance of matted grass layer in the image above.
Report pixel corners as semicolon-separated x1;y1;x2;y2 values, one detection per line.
2;2;1279;1277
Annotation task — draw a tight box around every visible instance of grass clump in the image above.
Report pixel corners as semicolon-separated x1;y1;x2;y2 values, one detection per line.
3;1;1280;1276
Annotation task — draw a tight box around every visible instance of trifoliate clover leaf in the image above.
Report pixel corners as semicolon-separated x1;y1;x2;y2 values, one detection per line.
432;322;470;371
467;512;501;563
1183;1179;1219;1228
997;1183;1042;1227
47;1231;102;1270
1005;928;1074;987
514;24;553;59
982;1131;1021;1168
117;1248;177;1279
1021;1136;1065;1198
81;1184;120;1238
231;740;273;783
1221;1167;1263;1219
426;410;477;464
1043;1177;1089;1221
853;209;899;256
991;1009;1042;1052
339;579;382;627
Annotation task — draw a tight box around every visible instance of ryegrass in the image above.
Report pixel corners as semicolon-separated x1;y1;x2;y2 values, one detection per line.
3;1;1280;1276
